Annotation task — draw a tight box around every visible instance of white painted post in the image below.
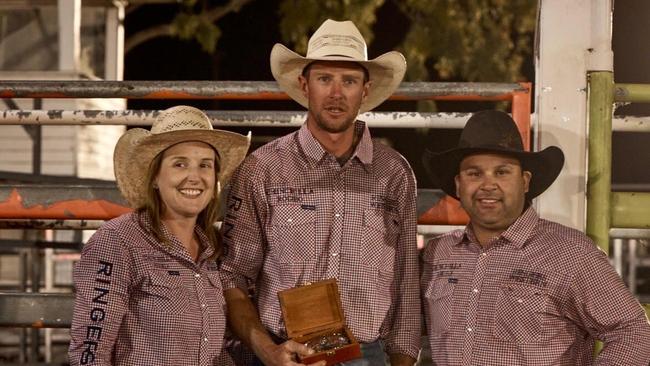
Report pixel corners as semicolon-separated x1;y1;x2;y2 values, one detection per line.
535;0;613;230
105;3;125;80
43;230;54;363
57;0;81;72
52;1;81;361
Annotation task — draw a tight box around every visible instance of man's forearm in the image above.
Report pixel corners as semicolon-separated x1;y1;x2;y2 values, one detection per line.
223;287;276;358
224;287;324;366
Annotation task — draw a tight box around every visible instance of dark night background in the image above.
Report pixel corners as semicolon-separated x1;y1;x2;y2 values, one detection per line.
124;0;650;190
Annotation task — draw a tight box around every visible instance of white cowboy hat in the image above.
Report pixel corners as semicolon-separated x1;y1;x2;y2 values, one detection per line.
113;105;250;208
270;19;406;113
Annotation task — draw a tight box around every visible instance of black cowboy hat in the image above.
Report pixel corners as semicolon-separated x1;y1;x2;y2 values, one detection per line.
422;110;565;201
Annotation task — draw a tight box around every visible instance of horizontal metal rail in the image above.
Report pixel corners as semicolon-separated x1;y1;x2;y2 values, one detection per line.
0;219;106;230
609;228;650;239
0;109;475;128
0;185;459;226
615;83;650;103
2;188;645;229
0;81;527;101
2;110;648;132
0;239;81;250
0;184;129;220
611;192;650;228
612;183;650;192
0;171;115;185
0;293;72;328
610;116;650;132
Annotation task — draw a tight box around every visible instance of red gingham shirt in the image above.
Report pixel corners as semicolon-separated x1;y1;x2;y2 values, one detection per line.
421;206;650;365
68;211;232;366
220;121;421;358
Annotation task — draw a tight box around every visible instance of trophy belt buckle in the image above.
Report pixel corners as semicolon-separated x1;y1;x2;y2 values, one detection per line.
304;331;350;353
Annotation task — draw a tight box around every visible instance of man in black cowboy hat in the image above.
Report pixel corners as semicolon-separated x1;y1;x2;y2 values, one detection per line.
421;110;650;365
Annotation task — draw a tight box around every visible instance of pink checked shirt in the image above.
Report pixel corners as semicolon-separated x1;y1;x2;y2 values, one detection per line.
68;211;232;366
220;121;421;359
421;206;650;365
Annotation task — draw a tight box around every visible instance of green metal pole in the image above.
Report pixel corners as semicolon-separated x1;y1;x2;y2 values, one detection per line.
610;192;650;228
614;83;650;103
586;71;614;253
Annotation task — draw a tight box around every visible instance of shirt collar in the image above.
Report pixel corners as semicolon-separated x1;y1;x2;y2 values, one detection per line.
138;210;214;261
456;206;539;249
499;206;539;248
297;120;374;168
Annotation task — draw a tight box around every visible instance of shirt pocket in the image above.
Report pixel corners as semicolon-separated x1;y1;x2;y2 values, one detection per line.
492;283;547;343
424;278;456;336
269;205;316;262
361;209;400;270
141;270;191;315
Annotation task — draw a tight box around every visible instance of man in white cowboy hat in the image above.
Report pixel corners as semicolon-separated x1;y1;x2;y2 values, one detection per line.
220;19;420;365
421;110;650;365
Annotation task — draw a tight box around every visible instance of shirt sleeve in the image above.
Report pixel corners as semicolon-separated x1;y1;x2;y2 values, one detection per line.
68;227;133;366
219;155;268;292
568;247;650;365
380;160;421;359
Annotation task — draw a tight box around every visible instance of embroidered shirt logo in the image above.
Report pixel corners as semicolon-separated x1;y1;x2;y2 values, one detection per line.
509;269;548;287
266;186;315;204
370;195;398;213
432;262;462;278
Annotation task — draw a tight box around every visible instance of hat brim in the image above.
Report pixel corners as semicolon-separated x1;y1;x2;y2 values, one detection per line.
270;43;406;113
114;128;250;208
423;146;565;201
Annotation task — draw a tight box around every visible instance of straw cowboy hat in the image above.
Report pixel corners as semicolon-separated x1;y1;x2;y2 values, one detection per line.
113;105;250;208
423;110;565;201
270;19;406;113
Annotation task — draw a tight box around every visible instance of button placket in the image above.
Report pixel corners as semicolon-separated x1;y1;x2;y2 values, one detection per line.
461;250;489;365
194;268;212;366
326;174;345;278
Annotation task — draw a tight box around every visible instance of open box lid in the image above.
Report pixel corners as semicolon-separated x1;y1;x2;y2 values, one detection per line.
278;279;346;339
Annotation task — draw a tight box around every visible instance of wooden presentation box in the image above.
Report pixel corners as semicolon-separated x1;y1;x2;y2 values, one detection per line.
278;279;361;365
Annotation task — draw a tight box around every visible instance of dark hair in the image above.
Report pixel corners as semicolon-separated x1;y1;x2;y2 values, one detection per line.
137;147;223;259
302;61;370;84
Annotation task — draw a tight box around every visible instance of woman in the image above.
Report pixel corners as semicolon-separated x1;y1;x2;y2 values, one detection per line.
68;106;250;366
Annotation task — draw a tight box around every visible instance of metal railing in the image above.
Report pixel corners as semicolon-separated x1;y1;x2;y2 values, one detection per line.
587;74;650;248
586;72;650;317
0;80;533;226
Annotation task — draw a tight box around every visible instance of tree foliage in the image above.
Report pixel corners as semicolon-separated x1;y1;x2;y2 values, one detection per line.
125;0;251;54
170;12;222;53
278;0;385;55
126;0;536;84
278;0;537;83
